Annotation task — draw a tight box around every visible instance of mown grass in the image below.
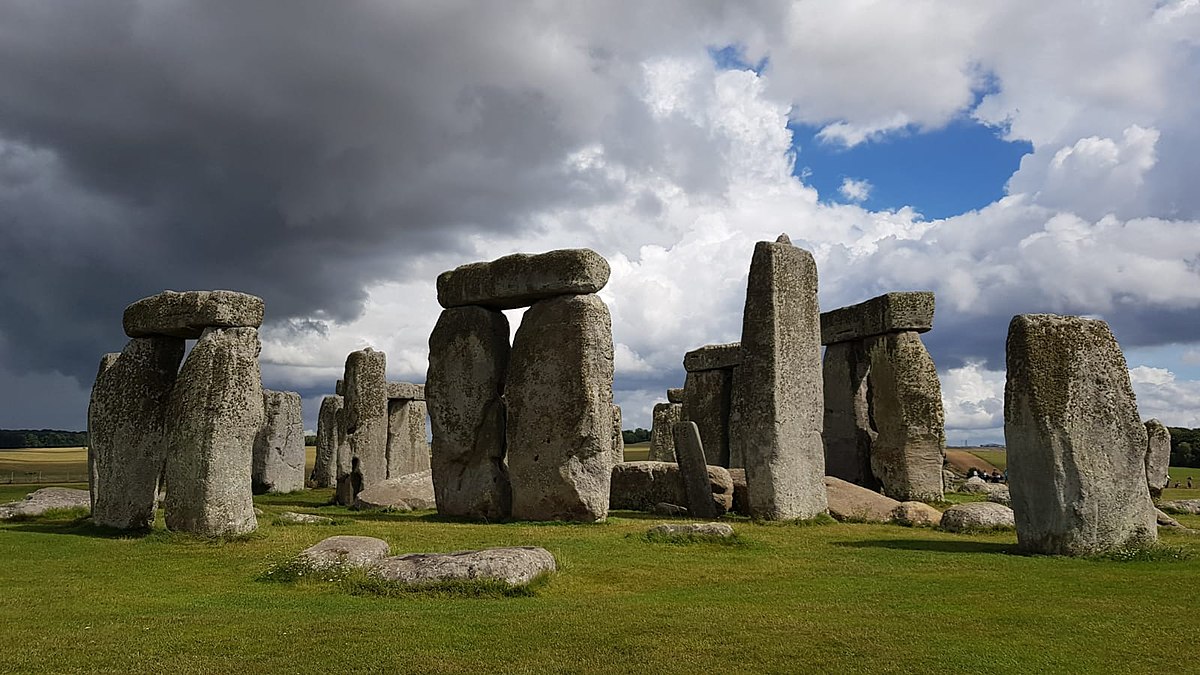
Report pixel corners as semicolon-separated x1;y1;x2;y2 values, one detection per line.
2;485;1200;673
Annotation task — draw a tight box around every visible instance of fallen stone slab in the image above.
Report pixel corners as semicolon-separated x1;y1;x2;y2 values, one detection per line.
986;485;1012;506
0;488;90;520
1155;508;1186;530
959;476;989;493
277;512;334;525
652;502;688;516
124;290;264;339
940;502;1015;532
1159;500;1200;515
610;461;733;515
819;291;934;346
370;547;556;586
891;501;942;527
683;342;742;372
647;523;734;537
824;476;900;523
299;536;390;570
436;249;610;310
352;470;436;511
386;382;425;401
666;388;685;404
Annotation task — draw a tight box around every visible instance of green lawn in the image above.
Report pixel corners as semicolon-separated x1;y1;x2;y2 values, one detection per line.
2;484;1198;673
967;448;1007;471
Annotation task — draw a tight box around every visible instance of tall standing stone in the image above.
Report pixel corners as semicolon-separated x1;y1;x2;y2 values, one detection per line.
427;306;512;519
1144;418;1171;498
611;405;625;466
673;421;718;519
89;339;184;529
729;235;827;520
507;294;614;522
87;352;121;512
387;399;430;478
648;402;681;462
310;395;342;488
336;348;389;505
253;389;306;494
1005;314;1157;555
164;327;263;536
821;341;877;489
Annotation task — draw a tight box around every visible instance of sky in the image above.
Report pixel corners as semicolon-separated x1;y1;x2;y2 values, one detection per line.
0;1;1198;445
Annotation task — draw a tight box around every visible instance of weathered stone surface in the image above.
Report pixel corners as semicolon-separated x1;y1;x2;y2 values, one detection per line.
387;400;430;479
299;535;389;570
652;502;688;516
864;331;945;502
277;511;333;525
666;388;685;404
370;547;556;586
683;342;742;372
253;389;305;494
335;379;344;396
820;291;934;346
0;488;91;520
427;306;512;519
1005;314;1157;555
823;476;899;523
90;337;185;530
507;294;613;522
682;368;733;467
609;461;733;515
673;422;718;519
310;395;342;488
891;501;942;527
959;476;989;493
164;327;263;536
729;468;748;515
1154;508;1186;530
1145;419;1171;498
387;382;425;401
647;523;734;537
822;340;876;489
335;348;389;506
611;405;625;466
985;484;1012;506
940;502;1015;532
352;470;437;511
87;352;120;511
123;290;264;339
436;249;611;310
1160;500;1200;515
648;403;681;462
729;236;827;519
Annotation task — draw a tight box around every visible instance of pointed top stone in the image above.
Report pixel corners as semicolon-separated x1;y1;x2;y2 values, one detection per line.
776;233;792;244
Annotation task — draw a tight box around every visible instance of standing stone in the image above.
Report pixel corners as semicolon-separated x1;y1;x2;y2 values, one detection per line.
648;402;681;462
611;405;625;465
336;348;389;506
822;341;877;489
164;327;263;536
427;306;512;519
673;421;718;519
1005;314;1157;555
863;332;945;501
387;399;430;478
87;352;121;512
89;339;184;529
729;235;827;519
682;369;734;468
310;395;342;488
507;294;614;522
252;389;305;494
1145;419;1171;498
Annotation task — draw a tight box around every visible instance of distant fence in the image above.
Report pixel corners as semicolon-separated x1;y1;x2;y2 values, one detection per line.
2;472;87;485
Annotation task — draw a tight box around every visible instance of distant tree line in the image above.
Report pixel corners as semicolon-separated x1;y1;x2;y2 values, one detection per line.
0;429;88;449
1169;427;1200;468
622;428;651;444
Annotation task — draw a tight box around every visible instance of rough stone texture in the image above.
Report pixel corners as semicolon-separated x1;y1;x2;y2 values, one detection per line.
0;488;91;520
1155;508;1185;530
652;502;688;516
87;352;121;511
729;468;748;515
959;476;989;493
253;389;306;494
673;422;718;519
822;340;877;489
891;501;942;527
89;337;185;530
370;547;556;586
729;237;827;519
310;395;342;488
682;368;734;467
1005;314;1158;555
648;403;681;462
335;379;344;396
164;327;263;536
647;523;734;537
864;331;945;502
507;294;614;522
940;502;1015;532
123;290;264;339
667;388;685;404
352;470;437;511
427;306;512;519
683;342;742;372
299;535;389;570
609;461;733;515
823;476;899;523
437;249;611;310
985;484;1012;506
387;399;430;479
1160;500;1200;515
387;382;425;401
1145;418;1171;498
820;291;934;346
336;348;389;506
277;512;333;525
611;405;625;466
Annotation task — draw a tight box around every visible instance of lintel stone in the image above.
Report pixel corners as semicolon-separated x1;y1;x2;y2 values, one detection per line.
820;291;934;346
683;342;742;372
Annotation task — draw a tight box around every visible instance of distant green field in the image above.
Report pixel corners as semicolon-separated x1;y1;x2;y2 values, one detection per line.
0;447;319;484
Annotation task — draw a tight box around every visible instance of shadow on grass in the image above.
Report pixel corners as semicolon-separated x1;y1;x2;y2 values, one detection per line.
833;538;1017;555
2;516;152;540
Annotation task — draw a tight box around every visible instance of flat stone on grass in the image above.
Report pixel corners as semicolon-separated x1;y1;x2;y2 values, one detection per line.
352;470;436;511
940;502;1015;533
369;547;556;586
647;523;735;537
299;536;390;570
277;512;334;525
0;488;90;520
1160;500;1200;515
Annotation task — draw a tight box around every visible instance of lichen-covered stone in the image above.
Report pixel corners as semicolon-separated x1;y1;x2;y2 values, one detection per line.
123;290;264;339
507;294;613;522
1005;314;1157;555
940;501;1015;532
277;511;333;525
682;368;733;467
647;523;734;537
1160;500;1200;515
386;382;425;401
370;547;556;586
683;342;742;372
352;469;436;511
820;291;934;346
299;535;389;570
436;249;611;310
891;501;942;527
310;395;342;488
611;405;625;466
387;399;430;478
0;488;91;520
427;306;511;519
648;403;681;462
666;388;685;404
1145;418;1171;498
673;422;718;519
87;352;120;511
822;340;877;489
253;389;306;494
335;348;389;506
609;461;733;515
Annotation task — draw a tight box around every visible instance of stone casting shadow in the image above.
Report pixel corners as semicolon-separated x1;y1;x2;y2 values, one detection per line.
833;538;1017;555
2;518;153;540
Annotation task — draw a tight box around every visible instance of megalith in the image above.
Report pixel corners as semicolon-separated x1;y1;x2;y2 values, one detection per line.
666;388;685;404
252;389;305;494
310;395;342;488
164;327;263;536
648;402;681;462
1005;314;1157;555
427;306;512;519
611;405;625;465
673;421;718;519
387;394;430;478
87;352;120;512
682;342;740;468
336;348;389;506
1144;418;1171;498
124;290;265;339
821;341;876;489
729;235;827;520
437;249;611;310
